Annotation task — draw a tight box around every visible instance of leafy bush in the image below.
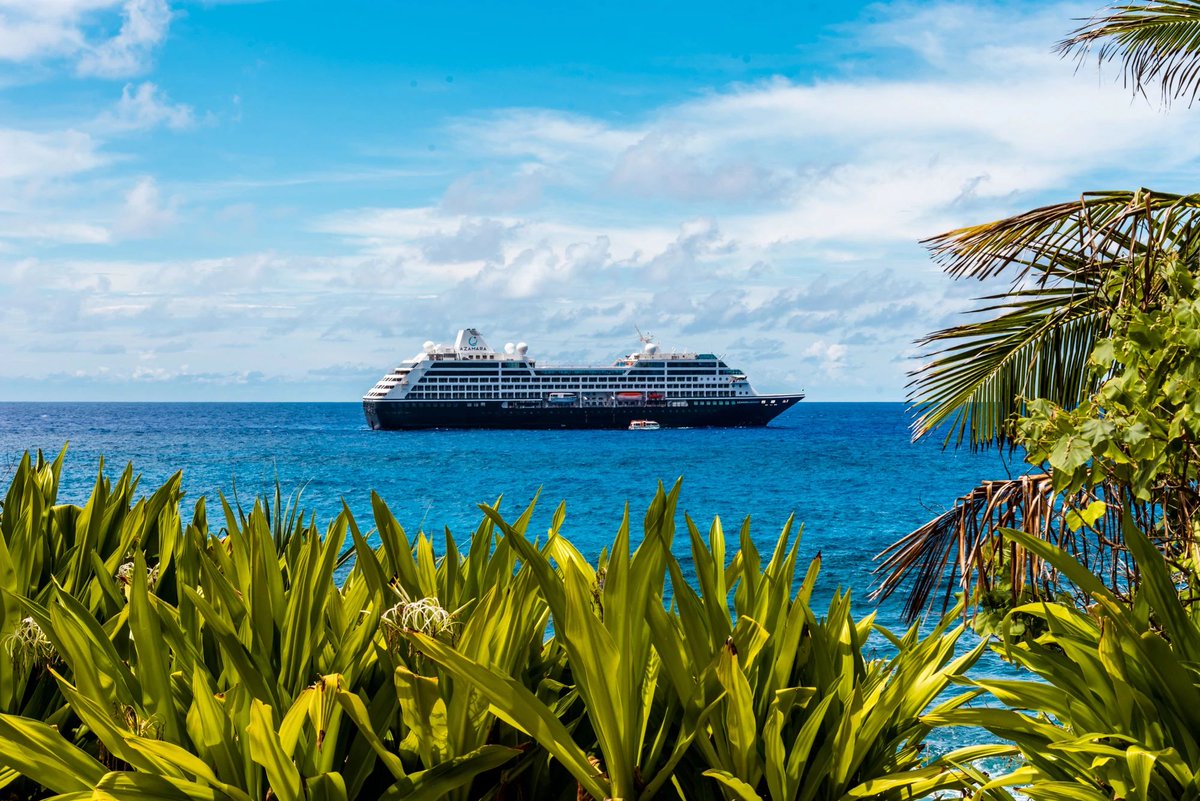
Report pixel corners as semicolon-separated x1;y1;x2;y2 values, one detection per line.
928;517;1200;800
0;452;983;800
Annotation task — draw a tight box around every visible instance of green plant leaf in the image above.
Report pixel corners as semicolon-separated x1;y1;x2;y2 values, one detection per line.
0;713;106;794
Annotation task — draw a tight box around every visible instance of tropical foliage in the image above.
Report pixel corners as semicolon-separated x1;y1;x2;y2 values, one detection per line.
1017;256;1200;525
886;0;1200;621
0;451;984;800
928;520;1200;800
908;188;1200;451
881;240;1200;619
1058;0;1200;106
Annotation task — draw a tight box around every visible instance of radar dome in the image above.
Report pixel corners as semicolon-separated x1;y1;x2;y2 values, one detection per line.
643;342;659;355
504;342;516;355
422;340;436;353
516;342;528;356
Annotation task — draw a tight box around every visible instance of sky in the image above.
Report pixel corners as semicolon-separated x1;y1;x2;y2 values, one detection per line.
0;0;1196;402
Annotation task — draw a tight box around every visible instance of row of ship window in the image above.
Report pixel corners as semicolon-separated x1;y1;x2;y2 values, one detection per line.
396;400;740;408
422;366;729;375
423;361;723;370
425;370;728;377
418;377;724;384
404;390;737;400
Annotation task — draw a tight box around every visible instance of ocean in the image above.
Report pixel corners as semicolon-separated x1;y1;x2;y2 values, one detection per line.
0;401;1021;630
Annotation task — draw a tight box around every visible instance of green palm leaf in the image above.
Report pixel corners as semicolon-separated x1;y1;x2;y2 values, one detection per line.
1057;0;1200;106
911;189;1200;448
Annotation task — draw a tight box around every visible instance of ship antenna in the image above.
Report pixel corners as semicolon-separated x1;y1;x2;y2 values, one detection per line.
635;325;655;345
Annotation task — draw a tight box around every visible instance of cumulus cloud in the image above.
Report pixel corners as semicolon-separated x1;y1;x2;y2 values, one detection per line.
430;0;1189;253
419;218;515;264
0;1;89;61
98;81;194;131
800;340;849;374
117;176;177;237
0;0;171;76
76;0;171;77
4;0;1194;401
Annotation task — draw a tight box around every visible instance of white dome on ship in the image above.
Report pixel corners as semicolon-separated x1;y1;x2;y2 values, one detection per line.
516;342;528;356
504;342;516;354
422;340;436;353
643;342;659;355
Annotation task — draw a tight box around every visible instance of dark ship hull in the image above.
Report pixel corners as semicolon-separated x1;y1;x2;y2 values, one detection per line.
363;395;803;430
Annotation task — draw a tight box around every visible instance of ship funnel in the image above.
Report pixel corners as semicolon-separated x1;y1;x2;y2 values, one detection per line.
454;328;492;354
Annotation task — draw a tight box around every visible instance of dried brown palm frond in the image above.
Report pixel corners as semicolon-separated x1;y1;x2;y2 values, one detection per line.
873;474;1153;622
1057;0;1200;107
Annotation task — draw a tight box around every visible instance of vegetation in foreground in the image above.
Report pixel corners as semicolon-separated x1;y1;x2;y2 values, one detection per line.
881;0;1200;624
7;450;1200;800
0;450;990;801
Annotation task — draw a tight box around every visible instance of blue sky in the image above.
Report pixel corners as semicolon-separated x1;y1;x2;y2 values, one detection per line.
1;0;1196;401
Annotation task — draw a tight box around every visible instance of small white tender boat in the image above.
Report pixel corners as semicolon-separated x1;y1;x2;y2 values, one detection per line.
628;419;661;430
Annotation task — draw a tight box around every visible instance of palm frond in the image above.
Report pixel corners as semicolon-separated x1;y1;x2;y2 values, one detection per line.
926;190;1200;282
909;277;1109;448
1057;0;1200;106
910;189;1200;447
873;475;1153;622
874;475;1056;622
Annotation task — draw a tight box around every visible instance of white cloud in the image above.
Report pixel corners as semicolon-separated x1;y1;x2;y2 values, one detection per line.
131;364;173;381
117;175;177;237
3;0;1196;401
0;8;85;61
800;340;849;374
610;130;787;202
0;220;110;243
440;165;547;213
0;0;170;77
0;128;103;181
98;81;194;131
76;0;171;77
454;110;640;165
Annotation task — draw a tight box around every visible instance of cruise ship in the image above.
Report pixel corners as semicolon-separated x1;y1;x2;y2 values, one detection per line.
362;329;803;430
